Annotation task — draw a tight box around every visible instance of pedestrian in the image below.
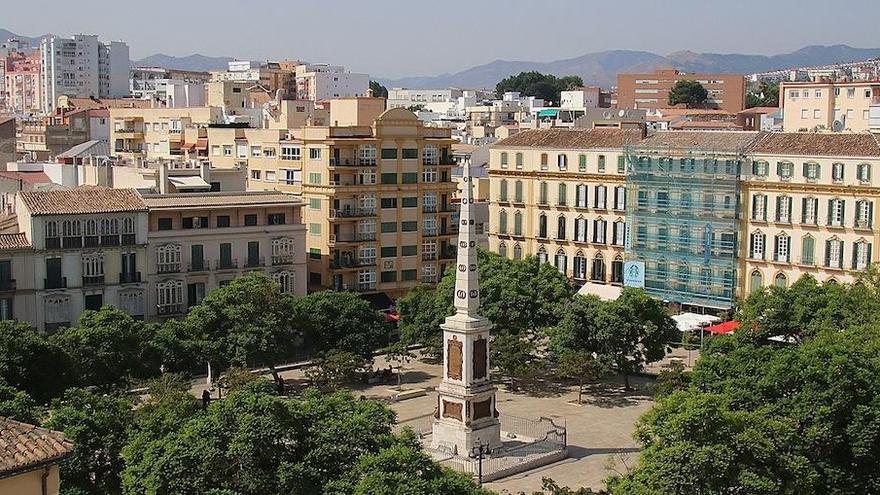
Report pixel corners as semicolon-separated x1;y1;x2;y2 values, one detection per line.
277;376;285;396
202;389;211;411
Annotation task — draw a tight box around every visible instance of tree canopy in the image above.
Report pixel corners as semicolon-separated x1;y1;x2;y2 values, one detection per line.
746;81;780;108
495;71;584;105
369;80;389;98
667;80;709;108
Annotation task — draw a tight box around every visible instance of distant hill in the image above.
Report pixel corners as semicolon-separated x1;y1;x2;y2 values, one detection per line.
0;29;51;47
133;53;238;72
377;44;880;90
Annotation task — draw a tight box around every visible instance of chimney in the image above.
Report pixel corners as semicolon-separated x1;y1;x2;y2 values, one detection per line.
158;162;168;194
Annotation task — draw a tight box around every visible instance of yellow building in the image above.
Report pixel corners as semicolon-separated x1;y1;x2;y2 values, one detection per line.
488;128;642;284
0;417;73;495
254;103;457;298
780;80;880;133
742;132;880;291
109;106;223;162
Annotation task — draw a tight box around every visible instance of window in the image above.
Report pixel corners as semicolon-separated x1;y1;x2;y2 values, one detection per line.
598;155;606;173
309;198;321;210
401;269;417;281
182;216;208;229
802;236;815;265
802;198;818;225
557;154;567;170
309;148;321;160
267;213;285;225
593;219;607;244
381;148;397;159
614;187;626;210
381;271;397;283
594;185;607;209
498;210;508;234
211;145;220;157
223;145;232;157
308;248;321;260
573;252;587;279
854;241;872;270
825;239;844;268
381;246;397;258
309;223;321;235
157;244;181;273
515;152;523;169
813;109;821;119
498;242;507;258
574;217;587;242
856;200;873;229
499;180;508;202
540;153;548;170
774;234;791;262
848;88;856;98
777;161;793;179
803;162;820;181
752;194;767;221
579;155;587;172
556;216;566;240
272;271;295;293
828;199;845;227
500;152;508;168
401;221;417;232
401;173;418;184
402;197;417;208
749;232;766;260
381;173;398;185
858;163;872;183
750;270;763;293
752;160;768;177
539;182;548;205
381;222;397;233
513;244;523;260
381;197;398;209
538;214;548;238
280;145;301;160
513;212;523;236
402;148;418;159
422;168;437;183
558;183;567;206
555;249;567;274
263;147;276;158
617;155;626;173
251;170;262;181
401;245;417;256
157;218;173;231
832;162;844;182
157;280;183;312
244;214;258;226
514;181;523;203
360;170;377;185
776;196;792;223
613;221;625;246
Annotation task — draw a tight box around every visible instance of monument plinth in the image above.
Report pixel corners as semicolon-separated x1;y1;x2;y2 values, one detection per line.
430;160;501;455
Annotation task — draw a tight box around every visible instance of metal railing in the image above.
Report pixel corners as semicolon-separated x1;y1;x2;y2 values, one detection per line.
156;303;183;316
271;255;295;265
215;259;238;270
119;271;141;284
44;277;67;290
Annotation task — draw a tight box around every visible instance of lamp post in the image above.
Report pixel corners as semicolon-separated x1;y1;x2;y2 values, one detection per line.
469;441;492;485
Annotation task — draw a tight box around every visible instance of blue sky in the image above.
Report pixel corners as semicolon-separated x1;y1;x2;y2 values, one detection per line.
4;0;879;78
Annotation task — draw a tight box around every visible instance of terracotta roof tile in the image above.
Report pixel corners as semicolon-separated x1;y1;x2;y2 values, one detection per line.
0;417;74;475
0;233;30;250
636;131;761;153
141;191;302;209
747;132;880;158
493;128;644;150
19;187;147;216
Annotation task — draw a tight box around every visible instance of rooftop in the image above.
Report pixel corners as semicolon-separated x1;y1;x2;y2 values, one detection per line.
636;130;761;153
19;187;148;216
748;132;880;157
0;171;51;185
141;191;303;209
0;233;30;250
0;417;74;476
493;128;644;150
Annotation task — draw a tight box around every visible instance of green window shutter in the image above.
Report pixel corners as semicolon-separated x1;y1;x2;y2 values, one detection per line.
381;148;397;159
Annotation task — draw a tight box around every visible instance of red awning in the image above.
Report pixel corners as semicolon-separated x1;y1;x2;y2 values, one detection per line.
705;320;739;335
384;311;400;323
180;142;197;151
195;138;208;150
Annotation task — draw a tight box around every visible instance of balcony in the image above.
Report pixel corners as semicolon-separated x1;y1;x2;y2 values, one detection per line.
330;257;376;270
421;275;439;284
329;157;355;167
62;237;83;249
156;303;184;316
188;261;209;273
439;204;457;213
423;204;438;213
82;275;105;286
245;257;266;268
116;130;144;140
119;271;141;284
422;252;438;261
356;282;377;292
44;277;67;290
330;207;377;219
0;279;15;291
440;249;457;260
157;263;181;274
423;230;438;237
215;259;239;270
271;254;295;265
329;232;378;244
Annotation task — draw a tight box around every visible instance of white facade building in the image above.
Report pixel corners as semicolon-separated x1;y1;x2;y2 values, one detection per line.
294;64;369;101
40;35;130;113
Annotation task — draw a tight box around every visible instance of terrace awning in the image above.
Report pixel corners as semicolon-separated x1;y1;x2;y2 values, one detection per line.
705;320;739;335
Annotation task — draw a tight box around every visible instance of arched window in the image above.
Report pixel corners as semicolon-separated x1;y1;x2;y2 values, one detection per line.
498;179;508;202
573;250;587;279
750;270;763;293
157;244;182;273
157;280;183;313
514;180;523;203
538;214;548;238
611;255;624;283
513;211;523;236
677;263;690;290
62;220;81;237
498;210;508;234
558;183;567;206
513;243;523;260
575;184;588;208
557;215;566;240
45;220;59;238
854;239;872;270
537;246;548;264
539;181;548;204
594;185;607;209
273;271;295;293
801;235;815;265
774;273;787;288
656;260;668;280
591;253;606;282
555;249;567;274
574;216;587;242
678;226;690;252
498;241;507;258
593;218;607;244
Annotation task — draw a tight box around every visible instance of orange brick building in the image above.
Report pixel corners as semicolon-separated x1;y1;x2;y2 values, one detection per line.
617;68;746;113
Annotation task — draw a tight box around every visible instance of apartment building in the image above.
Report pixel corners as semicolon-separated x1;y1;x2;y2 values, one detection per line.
295;64;369;101
109;106;223;162
617;68;746;112
143;192;306;317
741;133;880;290
40;35;130;113
130;67;210;105
487;128;641;286
779;80;880;133
387;88;462;114
210;60;298;95
3;50;41;114
8;188;150;331
285;104;456;298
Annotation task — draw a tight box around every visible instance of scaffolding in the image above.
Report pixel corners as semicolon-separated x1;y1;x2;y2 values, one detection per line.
624;144;743;309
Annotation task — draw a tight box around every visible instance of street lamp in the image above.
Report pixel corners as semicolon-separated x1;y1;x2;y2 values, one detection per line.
468;441;492;485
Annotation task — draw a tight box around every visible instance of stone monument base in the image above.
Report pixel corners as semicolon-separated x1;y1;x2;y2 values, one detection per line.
430;418;502;456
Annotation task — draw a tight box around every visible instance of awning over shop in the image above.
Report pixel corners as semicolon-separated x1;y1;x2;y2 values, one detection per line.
168;175;211;190
576;282;622;301
537;109;559;118
705;320;739;335
672;312;721;332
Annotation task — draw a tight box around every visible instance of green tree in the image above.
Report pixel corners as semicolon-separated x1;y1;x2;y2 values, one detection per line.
305;350;372;390
397;284;449;356
369;80;388;98
495;71;584;105
50;306;158;392
185;272;299;383
0;380;41;424
384;342;415;391
667;80;709;108
650;360;690;398
45;388;133;495
530;478;604;494
556;350;608;404
294;290;388;359
746;80;780;108
491;333;540;389
0;320;72;403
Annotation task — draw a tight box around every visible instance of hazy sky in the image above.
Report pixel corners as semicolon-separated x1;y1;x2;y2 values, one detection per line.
4;0;879;78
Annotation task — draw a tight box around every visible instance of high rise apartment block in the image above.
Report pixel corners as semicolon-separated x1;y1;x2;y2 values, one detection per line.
40;35;130;113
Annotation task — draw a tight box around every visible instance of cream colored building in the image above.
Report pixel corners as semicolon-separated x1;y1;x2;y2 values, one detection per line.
0;418;73;495
110;106;223;162
742;132;880;291
780;80;880;133
143;191;306;318
488;129;642;284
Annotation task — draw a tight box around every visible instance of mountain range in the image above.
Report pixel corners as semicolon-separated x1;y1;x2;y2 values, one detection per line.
2;27;879;89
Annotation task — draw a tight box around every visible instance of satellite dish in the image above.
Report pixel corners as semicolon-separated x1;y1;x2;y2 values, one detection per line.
618;109;626;117
832;120;844;132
